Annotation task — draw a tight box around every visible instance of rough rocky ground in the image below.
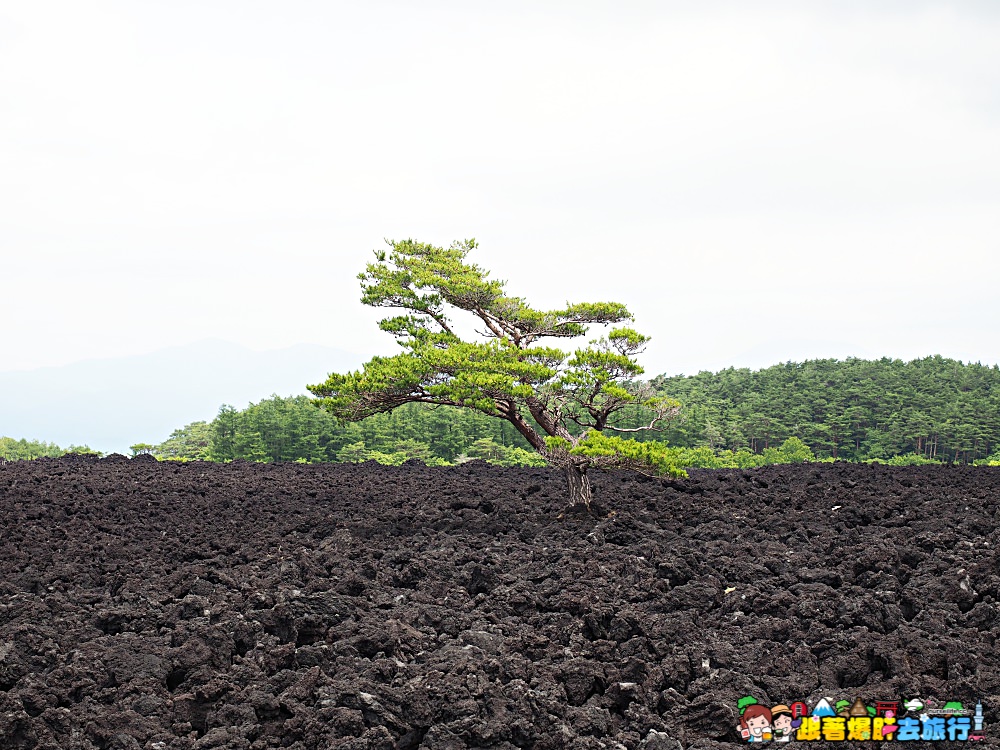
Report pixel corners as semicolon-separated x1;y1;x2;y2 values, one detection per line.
1;457;998;749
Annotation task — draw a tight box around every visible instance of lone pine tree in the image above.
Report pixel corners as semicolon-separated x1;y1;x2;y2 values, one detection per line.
307;239;685;507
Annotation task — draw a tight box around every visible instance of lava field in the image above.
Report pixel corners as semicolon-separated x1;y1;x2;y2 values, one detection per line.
1;457;998;749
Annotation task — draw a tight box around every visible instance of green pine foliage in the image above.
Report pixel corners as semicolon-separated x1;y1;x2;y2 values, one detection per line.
160;356;1000;468
10;355;1000;470
153;421;212;461
0;437;66;461
466;437;549;467
645;356;1000;464
307;238;685;498
0;438;104;461
63;445;104;457
659;438;817;470
204;395;534;464
879;453;942;466
545;430;688;477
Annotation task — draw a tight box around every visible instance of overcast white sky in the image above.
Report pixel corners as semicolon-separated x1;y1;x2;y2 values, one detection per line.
2;0;998;378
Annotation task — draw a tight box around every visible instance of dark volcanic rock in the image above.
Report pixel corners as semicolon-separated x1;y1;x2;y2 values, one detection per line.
0;459;998;748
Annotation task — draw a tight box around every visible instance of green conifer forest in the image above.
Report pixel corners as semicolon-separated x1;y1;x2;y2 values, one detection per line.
6;356;999;467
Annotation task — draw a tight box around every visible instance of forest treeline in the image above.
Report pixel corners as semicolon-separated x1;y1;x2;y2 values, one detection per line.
0;437;101;462
646;355;1000;463
5;356;1000;468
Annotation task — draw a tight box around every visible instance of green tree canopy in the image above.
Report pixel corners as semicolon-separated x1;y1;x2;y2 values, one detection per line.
0;437;65;461
308;239;684;506
153;421;213;461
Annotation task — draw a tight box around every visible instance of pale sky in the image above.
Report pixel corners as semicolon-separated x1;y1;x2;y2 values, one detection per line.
3;1;999;378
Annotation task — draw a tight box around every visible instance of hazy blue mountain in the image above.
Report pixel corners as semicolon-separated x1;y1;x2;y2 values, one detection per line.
0;340;362;455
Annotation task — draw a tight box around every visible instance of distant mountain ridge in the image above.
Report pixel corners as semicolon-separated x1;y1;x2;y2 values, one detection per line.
0;340;362;455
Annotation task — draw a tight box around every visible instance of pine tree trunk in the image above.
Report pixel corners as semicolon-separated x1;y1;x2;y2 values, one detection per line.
565;465;592;508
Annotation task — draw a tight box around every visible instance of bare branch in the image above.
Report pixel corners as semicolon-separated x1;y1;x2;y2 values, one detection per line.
604;419;666;433
472;304;510;340
603;402;682;433
428;310;454;336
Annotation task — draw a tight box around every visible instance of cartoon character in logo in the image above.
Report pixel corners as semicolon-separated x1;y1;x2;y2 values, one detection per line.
738;703;773;742
770;704;796;742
